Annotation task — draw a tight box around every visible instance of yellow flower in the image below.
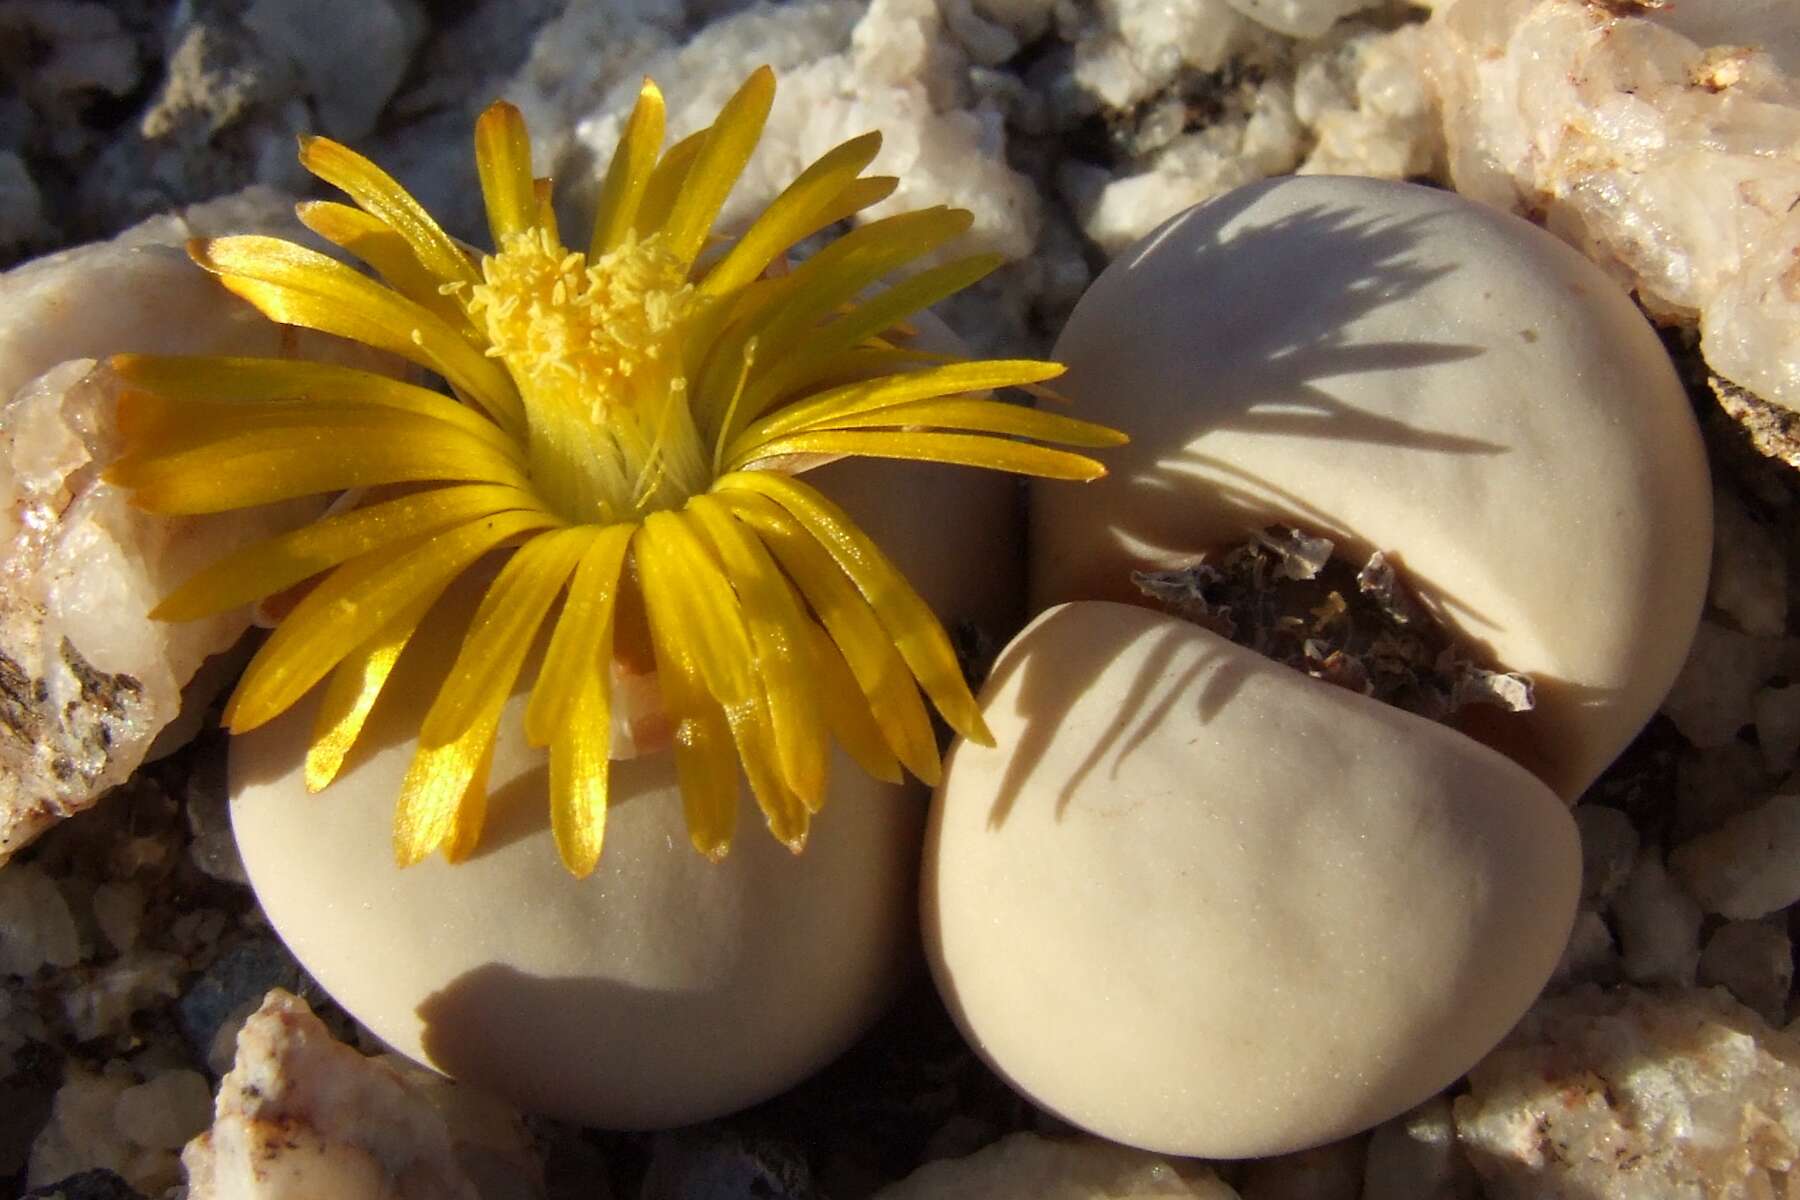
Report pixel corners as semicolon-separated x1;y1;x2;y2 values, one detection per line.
105;68;1124;876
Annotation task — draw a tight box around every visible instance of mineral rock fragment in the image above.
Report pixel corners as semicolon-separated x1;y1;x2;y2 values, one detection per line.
872;1131;1240;1199
1698;921;1794;1028
1613;848;1703;987
1660;621;1791;749
1709;486;1788;637
182;989;498;1200
1669;794;1800;919
1455;986;1800;1199
1360;1097;1470;1200
1419;0;1800;413
1572;805;1638;905
0;191;386;863
0;862;80;975
27;1065;195;1195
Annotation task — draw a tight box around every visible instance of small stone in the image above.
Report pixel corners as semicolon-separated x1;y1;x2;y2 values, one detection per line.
1361;1097;1471;1200
182;739;246;885
1661;621;1790;749
112;1069;213;1152
1227;0;1381;39
182;989;485;1200
175;936;306;1065
872;1132;1240;1199
21;1169;144;1200
1709;486;1788;636
88;882;142;955
1572;805;1639;905
640;1130;815;1200
241;0;427;140
1455;985;1800;1199
0;863;81;975
1237;1137;1364;1199
1698;921;1794;1027
1671;794;1800;918
1612;847;1703;986
1549;909;1619;989
1753;685;1800;775
1674;741;1771;842
59;951;183;1043
26;1066;174;1194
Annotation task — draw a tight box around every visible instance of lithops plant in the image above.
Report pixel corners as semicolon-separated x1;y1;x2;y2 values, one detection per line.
926;175;1709;1157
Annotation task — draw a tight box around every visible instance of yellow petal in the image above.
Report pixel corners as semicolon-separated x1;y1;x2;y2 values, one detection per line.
306;586;441;791
742;207;973;363
111;415;529;515
442;737;498;863
801;615;902;785
395;696;502;866
716;471;991;747
550;675;612;876
786;396;1129;447
298;134;478;287
633;523;739;857
685;494;828;810
733;429;1109;481
590;78;667;256
700;130;882;298
189;236;523;433
109;355;520;458
719;488;940;784
525;524;634;746
419;526;596;747
474;101;537;245
533;178;560;245
296;201;483;338
730;359;1064;456
632;128;707;241
660;65;775;268
693;207;972;420
642;510;808;845
225;509;556;732
788;174;899;244
733;253;1004;419
154;484;541;621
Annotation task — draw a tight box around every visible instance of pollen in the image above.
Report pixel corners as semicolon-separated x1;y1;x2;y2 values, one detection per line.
467;227;696;413
464;227;707;523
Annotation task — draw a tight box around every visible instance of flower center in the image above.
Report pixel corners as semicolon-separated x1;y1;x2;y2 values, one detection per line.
466;227;710;523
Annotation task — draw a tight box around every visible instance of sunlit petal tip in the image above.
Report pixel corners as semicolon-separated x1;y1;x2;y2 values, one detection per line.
303;754;335;793
478;98;525;125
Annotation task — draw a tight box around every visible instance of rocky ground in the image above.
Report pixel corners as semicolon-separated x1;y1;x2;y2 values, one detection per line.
5;0;1800;1197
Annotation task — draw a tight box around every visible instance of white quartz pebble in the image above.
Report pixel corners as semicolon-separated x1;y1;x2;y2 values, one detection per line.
183;990;487;1200
924;601;1580;1158
1670;794;1800;919
1030;175;1711;800
1613;848;1703;987
872;1131;1240;1200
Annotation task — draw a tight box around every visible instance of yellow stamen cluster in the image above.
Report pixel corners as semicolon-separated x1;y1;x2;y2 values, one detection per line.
465;228;704;521
106;67;1127;877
